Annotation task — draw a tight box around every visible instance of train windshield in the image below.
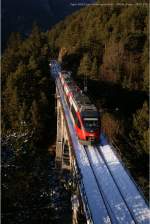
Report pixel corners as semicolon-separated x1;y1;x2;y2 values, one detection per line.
83;118;99;132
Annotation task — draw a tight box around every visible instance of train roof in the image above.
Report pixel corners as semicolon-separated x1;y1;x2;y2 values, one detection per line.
73;91;97;113
60;69;98;114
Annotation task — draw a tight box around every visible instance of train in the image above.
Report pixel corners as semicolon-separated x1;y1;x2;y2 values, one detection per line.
58;70;101;145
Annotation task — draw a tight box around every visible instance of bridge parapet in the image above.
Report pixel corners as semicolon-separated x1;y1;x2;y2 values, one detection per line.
55;87;89;223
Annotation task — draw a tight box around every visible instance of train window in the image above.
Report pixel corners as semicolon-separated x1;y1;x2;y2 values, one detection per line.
71;105;81;128
76;117;81;129
71;105;76;121
83;118;99;132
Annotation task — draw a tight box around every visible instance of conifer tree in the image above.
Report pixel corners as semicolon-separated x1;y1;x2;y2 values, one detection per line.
129;101;149;155
31;100;41;129
143;64;149;92
90;57;98;79
78;54;91;77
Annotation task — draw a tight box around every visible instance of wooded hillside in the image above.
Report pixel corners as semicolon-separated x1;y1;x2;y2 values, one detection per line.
2;25;56;150
47;4;149;198
2;3;149;200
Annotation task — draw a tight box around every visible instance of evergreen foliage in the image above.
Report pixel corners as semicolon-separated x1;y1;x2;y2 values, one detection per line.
2;3;149;200
48;4;148;92
47;4;149;198
129;101;149;155
78;53;91;77
47;3;149;150
2;24;56;149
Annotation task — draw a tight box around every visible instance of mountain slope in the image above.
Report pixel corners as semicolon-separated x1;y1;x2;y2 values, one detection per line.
47;4;149;198
48;4;148;92
2;0;95;49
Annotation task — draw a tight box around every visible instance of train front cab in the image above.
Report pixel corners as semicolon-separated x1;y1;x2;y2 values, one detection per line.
81;116;100;145
71;106;100;145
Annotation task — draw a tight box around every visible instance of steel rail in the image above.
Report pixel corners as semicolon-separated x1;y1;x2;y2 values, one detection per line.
84;145;118;224
97;145;139;224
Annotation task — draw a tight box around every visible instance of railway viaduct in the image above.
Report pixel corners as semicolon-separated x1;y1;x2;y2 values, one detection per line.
55;85;88;224
51;61;150;224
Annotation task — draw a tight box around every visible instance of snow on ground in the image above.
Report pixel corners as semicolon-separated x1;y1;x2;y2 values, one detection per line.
87;145;135;224
100;145;150;224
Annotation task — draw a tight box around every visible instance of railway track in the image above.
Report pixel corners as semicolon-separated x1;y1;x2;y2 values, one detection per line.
84;145;137;224
57;78;112;224
98;145;150;224
97;145;137;222
52;64;150;224
84;145;118;224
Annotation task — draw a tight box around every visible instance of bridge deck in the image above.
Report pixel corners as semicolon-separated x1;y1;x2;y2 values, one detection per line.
57;79;111;224
51;62;150;224
99;145;150;223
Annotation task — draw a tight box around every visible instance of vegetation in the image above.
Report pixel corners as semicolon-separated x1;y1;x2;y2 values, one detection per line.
2;136;72;224
48;4;148;91
2;24;56;149
2;24;60;224
47;4;149;199
2;3;149;222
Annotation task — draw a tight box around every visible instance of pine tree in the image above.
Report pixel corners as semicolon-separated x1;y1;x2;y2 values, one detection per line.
129;101;149;155
2;32;22;89
90;57;98;79
31;100;41;129
6;32;22;51
143;64;149;92
78;54;91;77
5;85;19;129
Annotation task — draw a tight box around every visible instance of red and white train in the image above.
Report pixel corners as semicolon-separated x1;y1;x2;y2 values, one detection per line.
58;70;101;145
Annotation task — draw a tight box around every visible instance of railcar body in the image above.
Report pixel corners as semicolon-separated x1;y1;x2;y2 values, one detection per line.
59;70;100;145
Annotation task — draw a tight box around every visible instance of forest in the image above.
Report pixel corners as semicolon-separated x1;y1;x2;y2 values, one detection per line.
47;3;149;197
2;3;149;224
